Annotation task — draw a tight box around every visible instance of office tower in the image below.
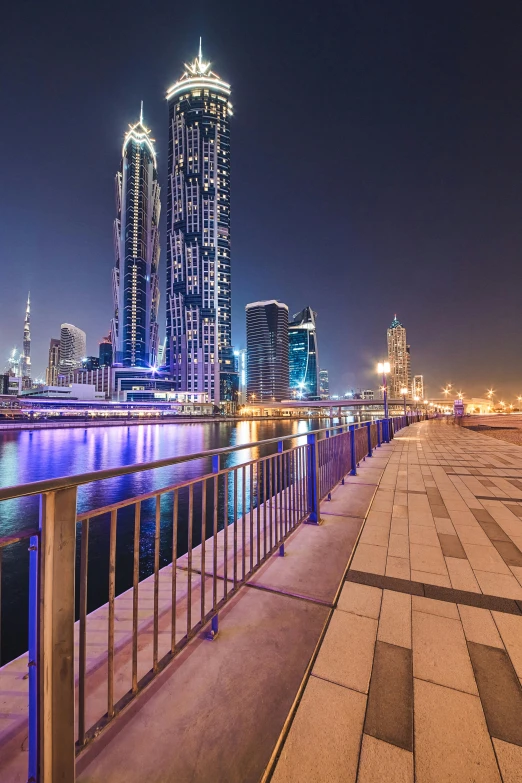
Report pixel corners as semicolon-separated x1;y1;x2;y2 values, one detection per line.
99;336;113;367
166;42;233;403
319;369;329;399
288;307;319;397
387;315;411;398
412;375;424;399
234;349;247;403
46;338;61;386
59;324;86;375
19;293;31;378
246;301;289;402
112;105;161;368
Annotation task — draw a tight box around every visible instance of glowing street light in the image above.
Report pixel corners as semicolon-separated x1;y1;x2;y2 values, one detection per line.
377;362;390;418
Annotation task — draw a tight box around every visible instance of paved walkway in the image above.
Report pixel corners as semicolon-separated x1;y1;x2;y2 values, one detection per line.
270;419;522;782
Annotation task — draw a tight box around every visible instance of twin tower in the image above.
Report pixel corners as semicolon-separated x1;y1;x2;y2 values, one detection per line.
112;44;234;403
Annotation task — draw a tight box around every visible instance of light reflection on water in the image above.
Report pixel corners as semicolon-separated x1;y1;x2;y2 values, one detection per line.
0;418;356;662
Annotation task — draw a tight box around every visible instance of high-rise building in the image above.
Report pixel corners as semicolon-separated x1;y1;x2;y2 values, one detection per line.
246;301;289;402
319;369;329;399
387;315;411;398
234;349;247;404
46;338;61;386
165;42;233;403
59;324;86;375
112;105;161;368
99;336;113;367
288;307;319;398
412;375;424;399
19;293;31;378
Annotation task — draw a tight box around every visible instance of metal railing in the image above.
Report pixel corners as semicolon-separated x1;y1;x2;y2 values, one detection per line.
0;412;427;782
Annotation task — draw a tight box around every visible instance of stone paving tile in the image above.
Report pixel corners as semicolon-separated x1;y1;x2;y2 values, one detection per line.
351;543;387;575
410;543;448;576
412;596;459;619
388;533;409;559
433;516;457;535
378;590;412;649
272;676;366;783
461;542;511;575
411;569;451;587
458;605;504;648
386;556;410;580
409;524;439;547
359;525;390;547
452;523;491;545
474;570;522;600
414;678;501;783
492;612;522;680
412;610;478;695
445;556;482;592
438;533;467;559
364;641;413;751
313;610;377;693
337;582;382;620
357;735;413;783
492;738;522;783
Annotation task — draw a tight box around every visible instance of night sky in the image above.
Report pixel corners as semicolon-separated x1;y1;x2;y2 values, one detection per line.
1;0;521;398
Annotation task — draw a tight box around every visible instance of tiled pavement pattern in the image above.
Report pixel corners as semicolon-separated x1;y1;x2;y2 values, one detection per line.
271;419;522;782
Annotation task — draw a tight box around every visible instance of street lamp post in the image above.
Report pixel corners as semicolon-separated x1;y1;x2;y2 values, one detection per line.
400;387;408;417
377;362;390;419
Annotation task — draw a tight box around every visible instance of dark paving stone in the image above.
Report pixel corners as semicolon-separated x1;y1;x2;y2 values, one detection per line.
364;641;413;752
505;504;522;518
479;479;496;487
477;520;511;543
430;503;450;519
438;533;467;559
468;642;522;747
508;479;522;492
492;541;522;567
471;508;497;524
476;495;522;503
345;570;425;595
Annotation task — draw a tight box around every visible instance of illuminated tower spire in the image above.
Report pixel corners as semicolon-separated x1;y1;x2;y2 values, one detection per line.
20;292;31;378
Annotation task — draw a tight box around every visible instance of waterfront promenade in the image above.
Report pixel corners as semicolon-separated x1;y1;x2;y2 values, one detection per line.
2;419;522;781
74;419;522;783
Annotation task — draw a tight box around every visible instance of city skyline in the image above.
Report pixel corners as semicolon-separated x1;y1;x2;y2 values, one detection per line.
1;2;521;397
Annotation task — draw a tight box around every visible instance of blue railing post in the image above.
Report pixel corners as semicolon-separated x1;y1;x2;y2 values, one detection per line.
366;421;372;458
376;420;381;447
277;441;283;453
28;533;39;783
349;425;357;475
306;433;321;524
212;454;220;473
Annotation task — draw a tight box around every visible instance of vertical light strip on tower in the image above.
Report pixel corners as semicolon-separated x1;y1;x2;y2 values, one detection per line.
112;109;161;368
165;43;233;403
20;293;31;378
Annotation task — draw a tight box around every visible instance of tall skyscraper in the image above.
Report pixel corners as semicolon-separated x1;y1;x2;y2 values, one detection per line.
112;105;161;368
19;293;31;378
99;336;113;367
59;324;86;375
46;338;60;386
412;374;424;399
319;369;329;399
165;42;233;403
387;315;411;398
246;301;289;402
288;307;319;397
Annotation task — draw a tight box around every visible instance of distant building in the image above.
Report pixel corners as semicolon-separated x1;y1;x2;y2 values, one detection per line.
165;43;234;403
63;366;112;398
387;315;411;398
412;375;424;399
59;324;86;375
235;349;247;404
0;375;9;395
361;389;374;400
45;338;61;386
246;301;289;402
19;293;31;378
288;307;319;398
99;337;112;367
112;106;160;369
319;369;329;399
82;357;100;371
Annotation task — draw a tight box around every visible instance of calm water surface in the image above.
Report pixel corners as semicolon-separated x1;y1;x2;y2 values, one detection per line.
0;418;354;662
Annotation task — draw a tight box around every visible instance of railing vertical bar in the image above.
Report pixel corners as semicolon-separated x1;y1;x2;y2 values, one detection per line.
108;509;117;719
263;462;267;559
132;502;140;691
153;495;161;672
212;477;218;609
241;466;246;581
269;458;274;551
249;462;254;572
223;472;228;597
78;519;89;746
233;469;238;590
201;478;206;623
278;450;283;540
256;463;261;566
187;484;193;636
171;490;178;652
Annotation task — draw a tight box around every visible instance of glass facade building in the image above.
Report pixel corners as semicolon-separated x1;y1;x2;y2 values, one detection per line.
387;315;411;398
246;300;289;402
112;107;161;368
319;369;329;399
20;293;31;378
59;324;86;375
165;44;233;403
288;307;319;398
